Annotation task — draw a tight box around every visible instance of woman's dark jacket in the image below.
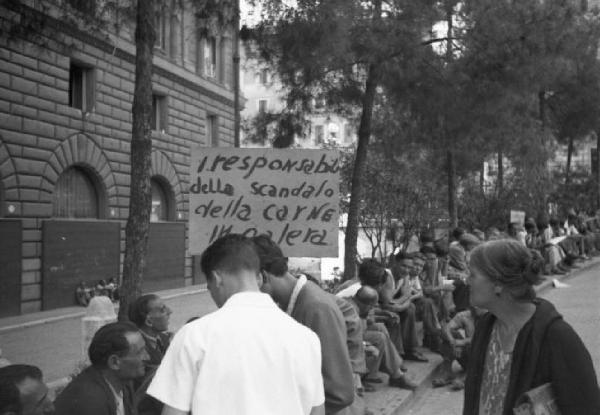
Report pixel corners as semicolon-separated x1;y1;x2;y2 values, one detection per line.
463;298;600;415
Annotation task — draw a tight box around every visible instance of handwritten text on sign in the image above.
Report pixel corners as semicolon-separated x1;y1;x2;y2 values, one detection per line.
188;148;340;257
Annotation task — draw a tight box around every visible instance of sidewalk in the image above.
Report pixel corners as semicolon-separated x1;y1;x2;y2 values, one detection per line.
1;257;597;412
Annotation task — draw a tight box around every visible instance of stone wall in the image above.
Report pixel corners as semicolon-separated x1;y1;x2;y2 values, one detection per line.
0;2;235;314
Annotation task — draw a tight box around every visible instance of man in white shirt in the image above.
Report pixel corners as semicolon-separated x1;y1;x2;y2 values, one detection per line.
147;234;325;415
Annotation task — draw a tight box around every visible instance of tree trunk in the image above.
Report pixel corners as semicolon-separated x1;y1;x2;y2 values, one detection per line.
597;131;600;210
343;63;380;280
565;135;574;188
497;150;504;194
118;0;156;321
233;0;241;147
447;149;458;228
444;0;458;229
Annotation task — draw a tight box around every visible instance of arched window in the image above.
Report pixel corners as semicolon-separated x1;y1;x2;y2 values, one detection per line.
151;178;171;222
53;166;99;218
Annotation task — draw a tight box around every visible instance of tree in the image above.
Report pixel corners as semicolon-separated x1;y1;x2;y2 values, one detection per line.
117;0;157;321
246;0;438;279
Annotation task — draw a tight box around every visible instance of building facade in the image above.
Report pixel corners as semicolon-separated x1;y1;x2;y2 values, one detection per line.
0;0;236;316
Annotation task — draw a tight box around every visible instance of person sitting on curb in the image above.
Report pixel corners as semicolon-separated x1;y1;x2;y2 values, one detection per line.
348;286;418;391
0;364;55;415
128;294;173;415
54;322;148;415
432;306;485;390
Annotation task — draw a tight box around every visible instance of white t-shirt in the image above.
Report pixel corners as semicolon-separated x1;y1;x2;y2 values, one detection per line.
147;291;325;415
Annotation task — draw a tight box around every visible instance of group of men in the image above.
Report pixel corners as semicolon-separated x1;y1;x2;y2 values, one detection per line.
1;233;428;415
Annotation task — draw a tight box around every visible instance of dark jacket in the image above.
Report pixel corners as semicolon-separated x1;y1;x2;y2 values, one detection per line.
292;281;355;414
55;366;137;415
463;298;600;415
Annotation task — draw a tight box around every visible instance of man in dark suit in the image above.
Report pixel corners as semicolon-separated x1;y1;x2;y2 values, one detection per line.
54;322;148;415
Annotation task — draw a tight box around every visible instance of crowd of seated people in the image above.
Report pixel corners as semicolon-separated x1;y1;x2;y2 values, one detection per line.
5;211;599;414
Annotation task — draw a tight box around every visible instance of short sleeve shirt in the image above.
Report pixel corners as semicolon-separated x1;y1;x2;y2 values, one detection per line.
147;292;325;415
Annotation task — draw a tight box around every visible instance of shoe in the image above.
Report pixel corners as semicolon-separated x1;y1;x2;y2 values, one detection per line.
432;377;452;388
550;267;566;275
363;383;376;392
404;351;428;362
450;379;465;390
363;376;383;384
400;364;408;372
389;375;418;390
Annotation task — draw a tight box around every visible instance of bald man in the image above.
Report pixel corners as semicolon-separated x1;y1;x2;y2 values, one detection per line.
348;287;417;390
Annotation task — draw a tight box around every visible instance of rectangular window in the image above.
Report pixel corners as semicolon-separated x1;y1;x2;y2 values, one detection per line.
260;69;269;85
155;13;167;50
258;99;267;113
69;63;95;112
207;115;219;147
315;125;324;145
151;94;168;132
204;37;217;78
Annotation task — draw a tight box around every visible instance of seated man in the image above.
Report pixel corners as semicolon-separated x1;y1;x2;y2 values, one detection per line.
366;256;427;363
0;365;54;415
348;287;417;390
128;294;173;415
409;253;443;352
432;306;484;390
54;322;148;415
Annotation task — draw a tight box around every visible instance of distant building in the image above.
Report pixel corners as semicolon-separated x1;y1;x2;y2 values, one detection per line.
0;1;236;316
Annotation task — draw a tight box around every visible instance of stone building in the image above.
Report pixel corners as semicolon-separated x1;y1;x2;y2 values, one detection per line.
0;1;236;316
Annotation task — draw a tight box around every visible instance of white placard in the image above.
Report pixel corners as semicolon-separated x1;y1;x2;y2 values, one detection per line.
188;148;340;257
510;210;526;226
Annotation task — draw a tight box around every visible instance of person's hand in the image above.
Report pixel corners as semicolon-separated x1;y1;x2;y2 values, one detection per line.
365;344;380;358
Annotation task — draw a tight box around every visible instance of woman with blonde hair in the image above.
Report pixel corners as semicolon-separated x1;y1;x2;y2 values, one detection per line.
463;239;600;415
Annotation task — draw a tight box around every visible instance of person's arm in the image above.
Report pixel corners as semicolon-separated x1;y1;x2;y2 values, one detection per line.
304;303;355;413
547;320;600;414
309;404;325;415
161;405;189;415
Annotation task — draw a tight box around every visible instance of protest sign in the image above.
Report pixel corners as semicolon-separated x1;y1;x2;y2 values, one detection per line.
510;210;526;226
188;148;340;257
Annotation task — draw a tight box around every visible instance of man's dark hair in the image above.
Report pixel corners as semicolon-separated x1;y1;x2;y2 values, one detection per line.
88;322;139;368
451;227;465;241
0;379;21;415
251;234;288;276
358;258;386;287
200;234;261;279
0;364;43;385
0;365;43;415
128;294;159;327
394;251;412;262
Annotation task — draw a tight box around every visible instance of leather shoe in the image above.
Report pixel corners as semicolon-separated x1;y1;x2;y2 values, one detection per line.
404;351;428;362
389;375;418;390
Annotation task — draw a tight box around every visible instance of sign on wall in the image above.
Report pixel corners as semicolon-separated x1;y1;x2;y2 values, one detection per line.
510;210;526;226
189;148;340;257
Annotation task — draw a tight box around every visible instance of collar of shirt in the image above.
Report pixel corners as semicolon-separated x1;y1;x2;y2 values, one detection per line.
102;376;124;415
286;275;307;315
222;291;277;309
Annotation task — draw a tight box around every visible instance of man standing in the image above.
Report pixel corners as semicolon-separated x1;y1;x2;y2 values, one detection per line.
54;322;147;415
0;365;55;415
147;234;325;415
252;235;355;415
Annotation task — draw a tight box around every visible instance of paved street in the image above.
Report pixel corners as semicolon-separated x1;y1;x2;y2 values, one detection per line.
404;262;600;415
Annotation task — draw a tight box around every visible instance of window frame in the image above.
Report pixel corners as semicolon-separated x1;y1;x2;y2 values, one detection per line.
68;62;95;113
